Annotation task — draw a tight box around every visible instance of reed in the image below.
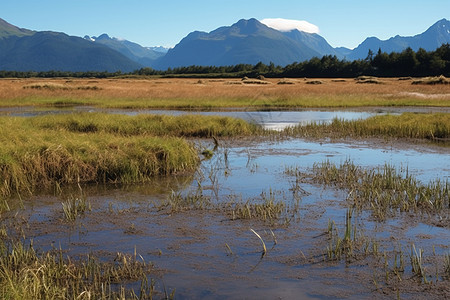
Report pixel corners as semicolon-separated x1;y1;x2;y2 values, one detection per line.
229;190;286;223
164;189;210;212
410;244;430;284
0;239;157;299
310;160;449;220
61;195;91;221
325;208;369;261
445;253;450;279
250;229;267;257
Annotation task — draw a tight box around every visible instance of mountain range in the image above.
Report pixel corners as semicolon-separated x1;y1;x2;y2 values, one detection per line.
83;34;166;67
0;17;449;72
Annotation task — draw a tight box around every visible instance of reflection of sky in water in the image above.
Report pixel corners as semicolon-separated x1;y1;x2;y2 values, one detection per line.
201;139;449;199
123;110;378;130
0;107;380;130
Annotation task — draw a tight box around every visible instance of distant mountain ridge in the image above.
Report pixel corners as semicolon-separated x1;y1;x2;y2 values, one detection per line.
0;18;142;72
0;17;449;72
347;19;450;59
83;34;165;67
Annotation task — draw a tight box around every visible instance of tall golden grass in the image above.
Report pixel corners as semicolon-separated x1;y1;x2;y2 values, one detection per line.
1;77;449;108
0;113;258;199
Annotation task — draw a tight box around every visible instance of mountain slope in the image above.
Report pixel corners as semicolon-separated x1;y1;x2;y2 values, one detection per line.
154;18;321;69
0;18;34;38
282;29;344;59
85;34;165;67
348;18;450;60
0;18;142;72
0;30;142;72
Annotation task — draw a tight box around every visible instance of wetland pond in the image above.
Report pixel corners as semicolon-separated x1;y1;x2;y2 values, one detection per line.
2;107;449;299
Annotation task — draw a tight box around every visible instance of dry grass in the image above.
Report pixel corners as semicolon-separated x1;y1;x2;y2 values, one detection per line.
0;77;449;109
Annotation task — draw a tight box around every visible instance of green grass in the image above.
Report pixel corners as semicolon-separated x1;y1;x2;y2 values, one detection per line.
310;160;449;220
0;113;258;201
29;112;260;137
284;113;450;142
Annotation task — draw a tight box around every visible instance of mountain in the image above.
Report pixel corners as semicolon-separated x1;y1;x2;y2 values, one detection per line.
0;18;34;38
1;17;449;72
84;34;165;67
154;18;321;69
148;46;169;54
0;18;142;72
282;29;344;59
348;18;450;60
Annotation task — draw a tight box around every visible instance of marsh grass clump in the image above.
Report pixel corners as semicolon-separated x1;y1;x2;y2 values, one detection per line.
228;190;287;223
284;113;450;142
355;75;378;81
325;208;374;262
62;194;91;221
277;78;296;85
305;80;323;85
412;75;449;85
356;79;382;84
0;113;261;201
30;113;260;138
23;83;71;90
241;78;271;85
410;244;430;284
310;160;449;220
164;189;211;213
23;83;101;91
0;239;159;299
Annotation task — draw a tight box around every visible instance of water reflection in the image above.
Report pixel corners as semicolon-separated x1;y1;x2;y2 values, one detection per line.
0;106;379;129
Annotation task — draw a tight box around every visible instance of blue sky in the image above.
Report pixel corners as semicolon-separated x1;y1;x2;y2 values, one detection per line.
2;0;449;49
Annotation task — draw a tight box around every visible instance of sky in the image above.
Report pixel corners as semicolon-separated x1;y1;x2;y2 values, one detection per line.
2;0;449;49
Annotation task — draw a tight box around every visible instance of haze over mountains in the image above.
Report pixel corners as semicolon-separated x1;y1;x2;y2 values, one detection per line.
0;17;449;72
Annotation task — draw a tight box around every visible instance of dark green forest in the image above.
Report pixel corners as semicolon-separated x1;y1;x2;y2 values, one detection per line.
1;44;449;78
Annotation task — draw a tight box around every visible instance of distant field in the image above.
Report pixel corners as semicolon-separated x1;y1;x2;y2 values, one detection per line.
1;77;449;108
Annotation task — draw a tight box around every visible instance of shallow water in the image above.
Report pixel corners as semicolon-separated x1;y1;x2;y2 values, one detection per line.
3;105;449;131
3;136;449;299
0;106;379;130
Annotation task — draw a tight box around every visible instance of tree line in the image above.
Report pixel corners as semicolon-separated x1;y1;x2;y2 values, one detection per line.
1;44;448;79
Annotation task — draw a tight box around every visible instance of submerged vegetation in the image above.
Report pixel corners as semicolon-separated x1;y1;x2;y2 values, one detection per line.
0;239;162;299
309;160;449;220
